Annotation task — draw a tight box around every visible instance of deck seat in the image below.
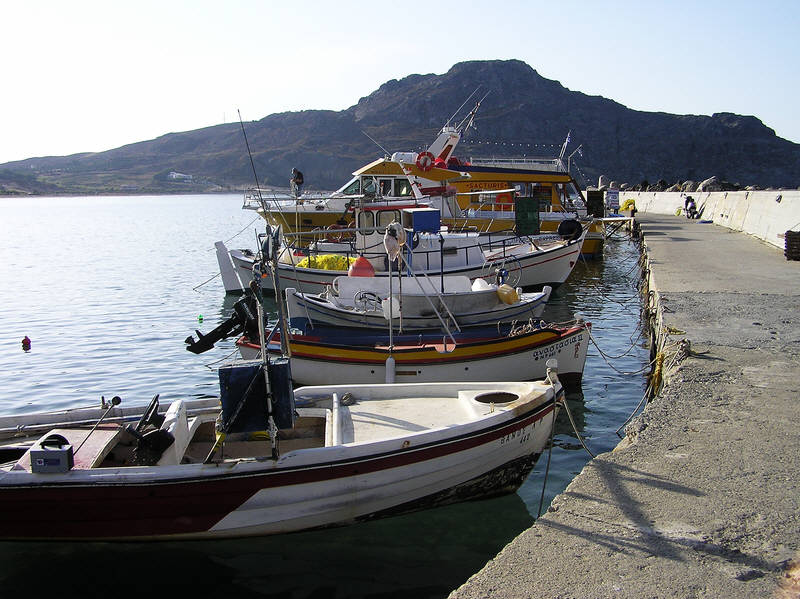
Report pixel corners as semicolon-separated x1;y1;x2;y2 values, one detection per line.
156;400;202;466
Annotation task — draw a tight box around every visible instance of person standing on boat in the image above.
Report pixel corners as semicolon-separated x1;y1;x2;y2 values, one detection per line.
291;168;304;198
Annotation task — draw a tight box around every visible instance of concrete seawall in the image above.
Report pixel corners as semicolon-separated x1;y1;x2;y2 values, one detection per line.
620;190;800;250
450;214;799;598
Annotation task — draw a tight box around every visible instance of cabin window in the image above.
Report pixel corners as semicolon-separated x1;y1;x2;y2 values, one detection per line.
341;179;360;195
362;178;376;197
396;180;412;196
379;179;393;196
376;210;401;230
357;211;374;230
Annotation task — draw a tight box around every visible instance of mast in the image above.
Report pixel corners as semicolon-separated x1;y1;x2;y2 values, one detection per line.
426;91;488;162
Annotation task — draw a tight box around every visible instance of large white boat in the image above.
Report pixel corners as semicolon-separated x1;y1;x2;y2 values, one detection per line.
218;207;586;296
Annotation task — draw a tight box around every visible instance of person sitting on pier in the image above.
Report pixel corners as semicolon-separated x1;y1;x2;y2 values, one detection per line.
684;196;698;219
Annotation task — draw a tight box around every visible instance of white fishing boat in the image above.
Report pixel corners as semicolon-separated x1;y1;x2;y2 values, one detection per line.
0;365;563;541
233;319;589;390
217;205;585;295
285;274;552;331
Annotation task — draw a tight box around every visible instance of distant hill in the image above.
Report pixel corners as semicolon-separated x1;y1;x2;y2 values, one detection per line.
2;59;798;195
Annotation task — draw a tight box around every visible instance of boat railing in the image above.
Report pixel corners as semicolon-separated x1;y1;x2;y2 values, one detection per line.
242;188;341;212
462;197;582;216
466;156;567;172
282;225;561;273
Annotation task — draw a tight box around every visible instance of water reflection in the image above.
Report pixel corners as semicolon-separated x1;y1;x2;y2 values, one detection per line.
0;493;534;599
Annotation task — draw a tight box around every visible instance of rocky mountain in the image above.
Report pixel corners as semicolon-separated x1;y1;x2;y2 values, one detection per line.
2;59;798;195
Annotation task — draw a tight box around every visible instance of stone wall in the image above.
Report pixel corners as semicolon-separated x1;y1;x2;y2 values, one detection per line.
618;190;800;250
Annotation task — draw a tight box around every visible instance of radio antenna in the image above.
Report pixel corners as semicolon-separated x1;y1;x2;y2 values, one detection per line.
445;87;481;128
361;130;392;157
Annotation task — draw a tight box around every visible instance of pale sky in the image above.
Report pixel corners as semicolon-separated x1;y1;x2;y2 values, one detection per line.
1;0;797;165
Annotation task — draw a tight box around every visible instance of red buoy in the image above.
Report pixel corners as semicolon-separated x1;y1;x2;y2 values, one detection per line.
21;336;31;352
348;256;375;277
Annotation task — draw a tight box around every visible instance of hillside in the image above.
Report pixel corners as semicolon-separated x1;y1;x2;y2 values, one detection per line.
1;59;798;195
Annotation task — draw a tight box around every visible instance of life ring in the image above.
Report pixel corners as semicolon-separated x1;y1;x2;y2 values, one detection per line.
325;222;354;243
416;151;435;172
496;192;513;211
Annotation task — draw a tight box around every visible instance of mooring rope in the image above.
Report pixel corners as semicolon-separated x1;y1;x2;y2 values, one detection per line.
192;271;221;291
561;396;595;458
586;324;645;361
586;326;655;375
537;406;557;518
222;215;261;245
615;380;654;437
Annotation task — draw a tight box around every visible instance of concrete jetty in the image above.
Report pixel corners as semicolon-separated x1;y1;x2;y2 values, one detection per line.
450;213;799;598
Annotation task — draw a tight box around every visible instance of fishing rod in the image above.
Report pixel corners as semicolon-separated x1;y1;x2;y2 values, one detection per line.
238;109;268;215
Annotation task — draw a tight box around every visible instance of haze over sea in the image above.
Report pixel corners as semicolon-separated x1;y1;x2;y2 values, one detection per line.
0;193;648;598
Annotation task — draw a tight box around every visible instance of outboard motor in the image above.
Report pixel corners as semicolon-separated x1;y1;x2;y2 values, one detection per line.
185;291;259;354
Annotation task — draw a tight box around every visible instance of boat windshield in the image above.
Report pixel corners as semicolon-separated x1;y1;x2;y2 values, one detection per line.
338;176;412;198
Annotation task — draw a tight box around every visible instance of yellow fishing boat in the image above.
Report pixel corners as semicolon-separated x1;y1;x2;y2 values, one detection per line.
246;96;604;257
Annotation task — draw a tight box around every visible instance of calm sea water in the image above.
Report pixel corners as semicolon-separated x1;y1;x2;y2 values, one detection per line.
0;194;648;598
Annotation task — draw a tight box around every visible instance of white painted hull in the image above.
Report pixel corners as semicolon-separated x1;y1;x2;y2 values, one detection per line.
237;323;589;388
227;232;583;295
0;381;560;540
285;284;552;331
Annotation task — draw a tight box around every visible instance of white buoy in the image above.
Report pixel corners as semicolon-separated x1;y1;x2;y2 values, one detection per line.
381;296;401;320
385;355;396;383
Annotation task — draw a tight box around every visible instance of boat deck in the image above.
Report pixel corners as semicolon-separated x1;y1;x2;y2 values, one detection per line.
345;396;479;443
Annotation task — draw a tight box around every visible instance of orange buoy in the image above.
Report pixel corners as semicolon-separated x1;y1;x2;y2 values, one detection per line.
348;255;375;277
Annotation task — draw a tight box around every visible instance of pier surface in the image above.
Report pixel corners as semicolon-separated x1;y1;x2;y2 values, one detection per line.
450;214;799;598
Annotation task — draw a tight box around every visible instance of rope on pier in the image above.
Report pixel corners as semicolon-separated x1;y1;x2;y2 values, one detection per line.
613;334;693;436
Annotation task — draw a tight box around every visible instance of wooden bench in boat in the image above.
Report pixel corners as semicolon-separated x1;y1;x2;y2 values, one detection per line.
11;424;124;472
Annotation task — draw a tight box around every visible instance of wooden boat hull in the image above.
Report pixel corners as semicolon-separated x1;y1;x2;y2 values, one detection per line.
0;382;560;541
285;284;552;331
238;322;589;389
